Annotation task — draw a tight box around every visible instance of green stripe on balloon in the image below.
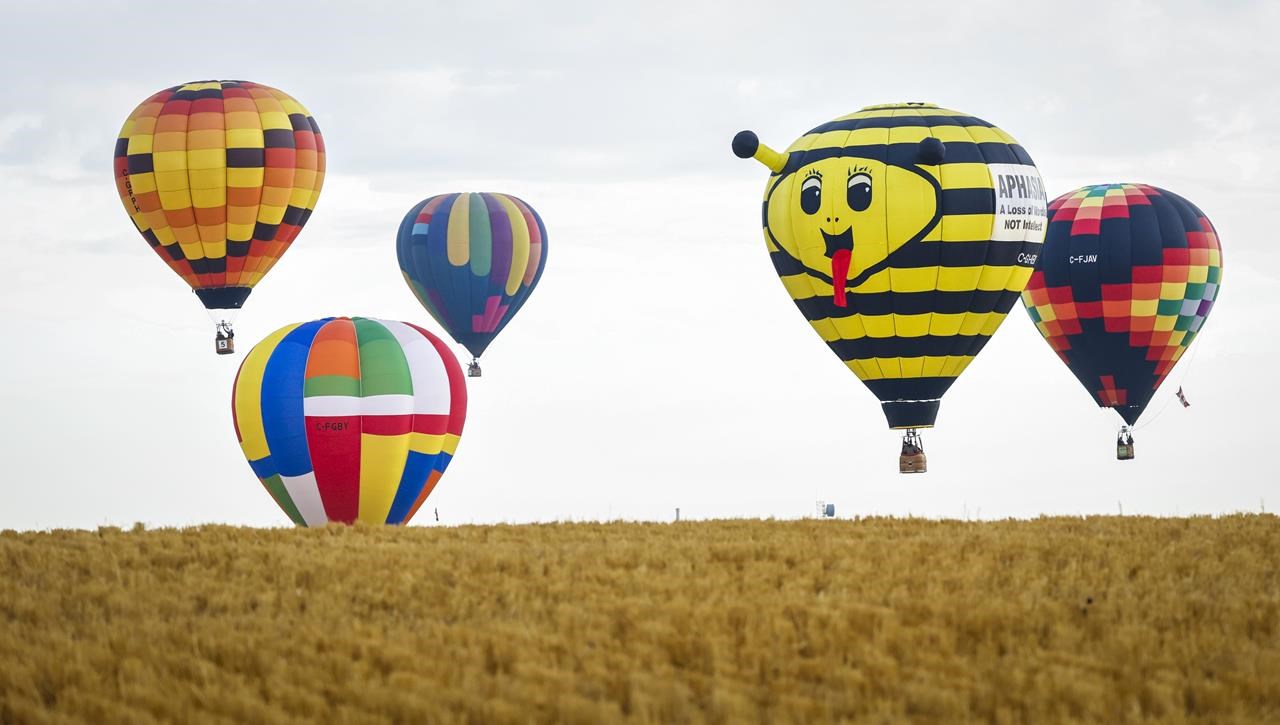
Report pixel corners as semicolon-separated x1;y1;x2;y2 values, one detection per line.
303;375;361;397
354;318;413;397
468;193;492;277
262;474;306;526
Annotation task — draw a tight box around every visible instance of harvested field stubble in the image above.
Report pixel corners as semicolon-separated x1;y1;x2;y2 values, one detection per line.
1;516;1278;723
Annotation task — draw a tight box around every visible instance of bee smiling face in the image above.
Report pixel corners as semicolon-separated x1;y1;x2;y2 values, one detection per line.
766;156;941;306
798;164;874;306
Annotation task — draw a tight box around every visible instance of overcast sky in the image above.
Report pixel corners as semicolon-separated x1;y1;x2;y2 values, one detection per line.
1;1;1276;530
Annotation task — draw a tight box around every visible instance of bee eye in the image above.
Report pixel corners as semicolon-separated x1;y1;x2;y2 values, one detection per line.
800;175;822;215
847;173;872;212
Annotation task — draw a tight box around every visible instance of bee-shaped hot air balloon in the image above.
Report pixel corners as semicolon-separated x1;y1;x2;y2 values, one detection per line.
733;103;1047;471
1020;184;1222;459
113;80;325;354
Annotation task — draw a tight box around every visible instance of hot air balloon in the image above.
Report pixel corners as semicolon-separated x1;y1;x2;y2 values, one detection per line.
733;103;1047;472
113;80;325;354
396;192;547;377
1021;184;1222;459
231;317;466;526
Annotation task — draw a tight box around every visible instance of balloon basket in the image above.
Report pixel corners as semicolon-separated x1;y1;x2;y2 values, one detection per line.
467;359;482;378
899;453;927;474
215;321;235;356
899;430;927;474
1116;426;1135;461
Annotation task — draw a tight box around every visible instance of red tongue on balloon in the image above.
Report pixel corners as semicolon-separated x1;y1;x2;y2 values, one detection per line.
831;249;851;307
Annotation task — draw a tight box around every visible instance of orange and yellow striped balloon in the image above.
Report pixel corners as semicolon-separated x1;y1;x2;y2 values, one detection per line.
113;80;325;317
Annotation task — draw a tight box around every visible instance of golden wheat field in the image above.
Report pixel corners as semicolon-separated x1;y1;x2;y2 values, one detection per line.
1;516;1277;724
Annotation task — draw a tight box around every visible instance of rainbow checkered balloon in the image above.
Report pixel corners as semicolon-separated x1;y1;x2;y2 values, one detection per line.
1021;184;1222;425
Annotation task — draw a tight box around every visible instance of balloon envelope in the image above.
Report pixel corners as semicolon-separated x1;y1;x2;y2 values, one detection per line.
232;317;466;526
113;80;325;317
737;103;1047;428
1021;184;1223;425
396;192;547;359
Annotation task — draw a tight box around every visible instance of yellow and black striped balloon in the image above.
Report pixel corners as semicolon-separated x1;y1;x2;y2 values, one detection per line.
733;103;1047;428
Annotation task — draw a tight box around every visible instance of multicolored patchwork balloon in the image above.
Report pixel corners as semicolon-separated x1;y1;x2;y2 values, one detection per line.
232;317;466;526
396;192;547;375
1021;184;1222;426
113;80;325;353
